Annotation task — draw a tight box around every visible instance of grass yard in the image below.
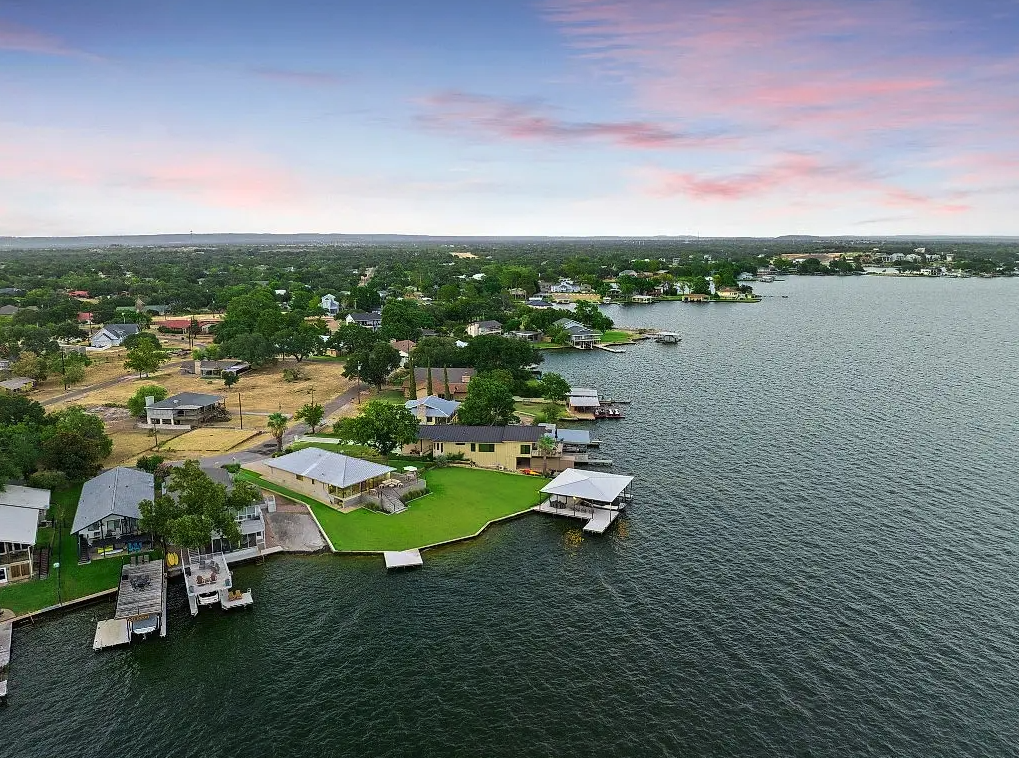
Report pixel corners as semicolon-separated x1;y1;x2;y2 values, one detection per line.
311;467;548;551
0;486;161;617
599;330;633;343
372;388;409;404
160;427;259;453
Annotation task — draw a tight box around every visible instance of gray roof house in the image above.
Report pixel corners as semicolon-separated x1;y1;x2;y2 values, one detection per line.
466;320;503;337
0;305;19;316
405;395;461;424
345;311;383;330
0;485;50;584
90;323;141;348
145;392;226;428
253;448;395;508
72;467;155;537
555;318;599;349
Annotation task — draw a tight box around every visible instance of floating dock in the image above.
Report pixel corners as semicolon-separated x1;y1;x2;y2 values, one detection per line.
595;344;627;353
0;620;11;701
94;558;167;651
384;549;423;570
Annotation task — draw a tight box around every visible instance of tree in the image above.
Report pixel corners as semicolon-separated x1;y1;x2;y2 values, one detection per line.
124;340;167;378
457;374;517;426
12;350;47;381
38;406;113;479
536;403;565;425
406;359;417;400
0;394;46;426
443;365;451;399
267;412;289;454
223;332;277;368
138;460;257;550
122;331;162;351
572;301;614;332
342;342;401;391
327;323;378;355
0;424;42;487
535;434;558;475
28;469;70;491
295;401;325;433
546;324;570;345
426;361;434;396
63;362;86;386
277;324;323;362
214;289;284;344
461;334;541;379
223;371;239;388
127;384;168;417
335;400;419;457
539;372;570;404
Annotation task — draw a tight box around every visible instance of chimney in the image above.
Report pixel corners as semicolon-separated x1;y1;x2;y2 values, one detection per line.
145;396;155;407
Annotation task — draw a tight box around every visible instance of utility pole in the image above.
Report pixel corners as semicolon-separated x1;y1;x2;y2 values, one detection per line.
238;393;243;430
60;350;68;391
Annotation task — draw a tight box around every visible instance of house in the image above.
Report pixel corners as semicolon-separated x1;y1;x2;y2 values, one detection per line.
631;294;654;304
0;288;24;296
187;466;266;559
0;485;51;584
681;293;709;303
196;359;250;378
555;318;599;349
412;367;475;399
526;297;554;309
77;311;93;323
67;290;90;298
346;311;383;330
717;287;751;301
545;278;587;294
145;392;226;428
390;339;416;367
507;330;542;342
405;395;461;424
90;323;140;348
158;318;217;334
508;288;528;299
0;305;19;317
618;269;638;278
320;294;340;316
247;448;395;509
566;387;601;413
142;304;170;315
0;359;10;372
72;467;154;557
0;377;35;394
466;320;502;337
407;424;548;470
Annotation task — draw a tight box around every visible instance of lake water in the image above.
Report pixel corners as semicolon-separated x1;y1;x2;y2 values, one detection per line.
4;276;1019;757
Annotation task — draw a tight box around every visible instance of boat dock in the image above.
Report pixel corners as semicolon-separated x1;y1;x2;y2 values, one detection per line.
595;344;627;353
654;332;681;344
94;558;167;651
0;619;12;701
183;550;254;616
534;500;622;534
384;549;423;570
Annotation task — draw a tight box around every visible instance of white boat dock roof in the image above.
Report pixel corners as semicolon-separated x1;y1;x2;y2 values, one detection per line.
541;469;634;504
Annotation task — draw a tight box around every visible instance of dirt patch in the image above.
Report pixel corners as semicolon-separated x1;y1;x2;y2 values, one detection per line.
160;428;259;453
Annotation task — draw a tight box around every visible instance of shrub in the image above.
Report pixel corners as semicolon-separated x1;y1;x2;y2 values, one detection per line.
433;453;448;468
399;487;429;504
136;454;166;473
28;469;70;491
283;367;309;382
221;463;241;473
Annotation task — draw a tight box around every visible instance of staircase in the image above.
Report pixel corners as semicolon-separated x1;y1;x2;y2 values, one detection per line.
36;547;51;579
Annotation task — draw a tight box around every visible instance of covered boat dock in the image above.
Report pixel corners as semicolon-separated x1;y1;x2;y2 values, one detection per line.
534;469;634;534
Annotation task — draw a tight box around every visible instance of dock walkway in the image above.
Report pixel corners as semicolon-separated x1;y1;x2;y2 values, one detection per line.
384;549;423;570
534;500;621;534
0;620;12;700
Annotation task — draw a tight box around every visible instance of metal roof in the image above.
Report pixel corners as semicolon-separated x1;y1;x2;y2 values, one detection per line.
0;484;50;511
555;429;591;445
569;387;599;397
405;395;461;418
99;323;140;338
417;425;546;444
413;367;475;385
149;392;225;410
0;377;34;390
264;447;395;488
0;504;39;545
72;467;155;534
541;469;634;503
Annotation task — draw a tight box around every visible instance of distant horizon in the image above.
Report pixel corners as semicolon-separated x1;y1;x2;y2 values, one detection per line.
2;1;1018;236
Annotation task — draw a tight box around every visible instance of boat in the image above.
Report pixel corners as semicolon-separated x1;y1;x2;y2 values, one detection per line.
594;407;625;419
759;274;775;283
654;332;680;344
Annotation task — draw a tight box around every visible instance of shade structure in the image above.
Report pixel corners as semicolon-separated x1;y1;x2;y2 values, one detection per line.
541;469;633;504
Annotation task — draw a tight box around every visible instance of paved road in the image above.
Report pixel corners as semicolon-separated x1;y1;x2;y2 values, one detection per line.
42;360;191;407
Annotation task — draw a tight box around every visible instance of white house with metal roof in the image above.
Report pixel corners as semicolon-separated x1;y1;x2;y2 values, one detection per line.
0;485;51;584
144;392;226;428
90;323;140;348
404;395;461;424
72;467;155;549
245;448;395;508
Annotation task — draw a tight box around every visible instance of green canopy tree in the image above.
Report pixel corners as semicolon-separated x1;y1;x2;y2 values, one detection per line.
38;406;113;479
342;342;401;391
222;332;277;368
334;400;419;457
457;374;516;426
0;394;46;426
295;401;325;433
123;340;167;378
539;372;571;404
535;434;558;475
127;384;169;417
138;460;259;550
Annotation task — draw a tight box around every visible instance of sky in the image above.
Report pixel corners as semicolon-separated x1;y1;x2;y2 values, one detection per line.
1;0;1018;237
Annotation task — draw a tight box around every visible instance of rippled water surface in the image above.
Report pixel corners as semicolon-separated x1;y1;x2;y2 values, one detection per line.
4;276;1019;757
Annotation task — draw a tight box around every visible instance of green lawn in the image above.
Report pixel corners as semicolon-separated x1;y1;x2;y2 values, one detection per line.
599;330;633;343
372;388;410;404
239;467;549;552
0;485;161;617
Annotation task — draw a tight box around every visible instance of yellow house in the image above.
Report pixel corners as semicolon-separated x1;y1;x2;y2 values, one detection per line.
406;425;549;471
244;448;395;509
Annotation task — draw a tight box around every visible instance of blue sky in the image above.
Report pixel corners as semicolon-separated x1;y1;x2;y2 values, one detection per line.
1;0;1017;236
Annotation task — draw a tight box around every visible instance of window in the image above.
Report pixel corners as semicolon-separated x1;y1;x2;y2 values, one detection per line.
296;475;304;481
520;445;531;455
0;567;6;583
470;443;476;452
478;443;496;453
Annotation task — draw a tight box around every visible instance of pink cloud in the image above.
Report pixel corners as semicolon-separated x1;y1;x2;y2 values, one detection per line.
251;67;346;87
0;126;307;209
419;90;722;149
0;20;99;59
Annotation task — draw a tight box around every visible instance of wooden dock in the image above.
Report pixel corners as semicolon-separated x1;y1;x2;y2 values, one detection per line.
95;559;167;650
0;620;12;700
384;549;423;570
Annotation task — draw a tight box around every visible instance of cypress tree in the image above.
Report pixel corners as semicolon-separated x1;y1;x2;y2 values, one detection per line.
407;359;417;400
443;365;451;399
426;361;434;397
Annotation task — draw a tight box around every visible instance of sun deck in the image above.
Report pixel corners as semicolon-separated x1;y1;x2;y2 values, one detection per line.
95;559;167;650
533;500;622;534
182;550;253;615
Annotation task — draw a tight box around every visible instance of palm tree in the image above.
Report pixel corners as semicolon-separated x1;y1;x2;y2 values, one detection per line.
536;434;558;475
267;412;289;454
